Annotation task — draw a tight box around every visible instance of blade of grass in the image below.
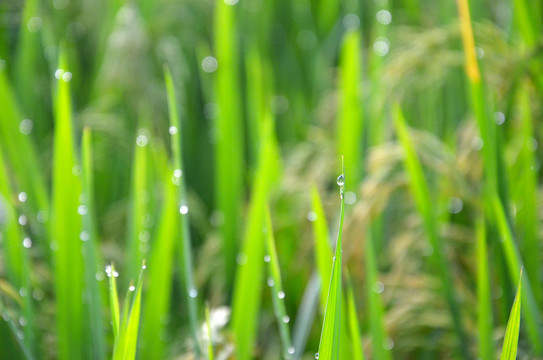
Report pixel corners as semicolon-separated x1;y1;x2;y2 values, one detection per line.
0;299;35;360
165;65;200;357
231;115;280;360
345;271;364;360
140;160;177;360
264;207;294;359
476;217;494;360
80;128;106;360
112;263;145;360
500;270;522;360
316;160;344;360
0;67;49;224
214;0;244;291
491;195;541;353
51;49;84;360
310;185;353;360
126;127;150;283
205;304;214;360
108;263;120;340
394;104;467;357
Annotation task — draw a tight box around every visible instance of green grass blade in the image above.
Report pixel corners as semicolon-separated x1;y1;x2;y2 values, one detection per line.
0;67;49;222
164;65;200;357
140;162;177;360
500;271;522;360
113;264;145;360
316;163;345;360
310;185;353;360
491;195;542;352
108;263;120;340
264;207;294;359
80;128;106;360
205;304;214;360
393;104;467;356
126;127;150;283
214;0;244;291
231;115;280;360
51;49;84;360
0;299;35;360
345;272;364;360
476;218;494;360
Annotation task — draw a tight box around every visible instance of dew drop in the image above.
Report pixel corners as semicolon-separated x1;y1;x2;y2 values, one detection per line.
23;237;32;248
142;264;147;270
19;287;28;297
95;271;105;281
169;126;178;135
77;205;88;215
18;215;27;226
282;315;290;323
336;174;345;186
264;255;271;263
18;192;27;202
19;316;27;327
72;165;82;176
179;205;189;214
136;134;149;147
448;197;463;214
113;271;119;278
27;16;43;32
343;14;360;30
79;231;90;241
32;288;44;301
19;119;33;135
373;37;390;56
129;285;136;292
267;278;275;287
55;68;64;79
344;191;356;205
189;288;198;298
224;0;239;5
307;211;317;222
62;71;72;82
287;346;295;355
383;337;394;350
202;56;218;73
278;291;285;299
315;352;319;359
376;9;392;25
373;281;384;294
139;230;150;243
494;112;505;125
173;169;182;178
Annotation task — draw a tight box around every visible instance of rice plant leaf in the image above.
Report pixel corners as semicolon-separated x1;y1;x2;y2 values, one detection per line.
108;263;120;339
345;272;364;360
316;163;345;360
476;218;494;360
205;304;214;360
214;0;244;290
232;114;280;360
51;49;84;360
140;158;178;360
264;206;294;359
500;271;522;360
80;128;106;360
0;300;35;360
491;195;541;352
164;65;200;357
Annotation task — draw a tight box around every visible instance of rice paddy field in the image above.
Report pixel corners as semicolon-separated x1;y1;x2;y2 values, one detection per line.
0;0;541;359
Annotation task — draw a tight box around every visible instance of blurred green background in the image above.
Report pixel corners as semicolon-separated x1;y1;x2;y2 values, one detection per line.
0;0;542;359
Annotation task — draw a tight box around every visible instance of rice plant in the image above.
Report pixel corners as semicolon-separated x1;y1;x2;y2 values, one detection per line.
1;0;543;359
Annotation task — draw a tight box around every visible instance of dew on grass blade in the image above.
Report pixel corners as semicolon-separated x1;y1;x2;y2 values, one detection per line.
129;285;136;292
23;237;32;248
315;352;319;359
282;315;290;323
18;192;27;202
77;205;87;215
80;231;90;241
189;288;198;298
169;126;178;135
18;215;27;225
278;291;285;299
336;174;345;186
179;205;189;214
19;119;33;134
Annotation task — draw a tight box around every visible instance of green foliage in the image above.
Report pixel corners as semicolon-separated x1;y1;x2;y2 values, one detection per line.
500;272;522;360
